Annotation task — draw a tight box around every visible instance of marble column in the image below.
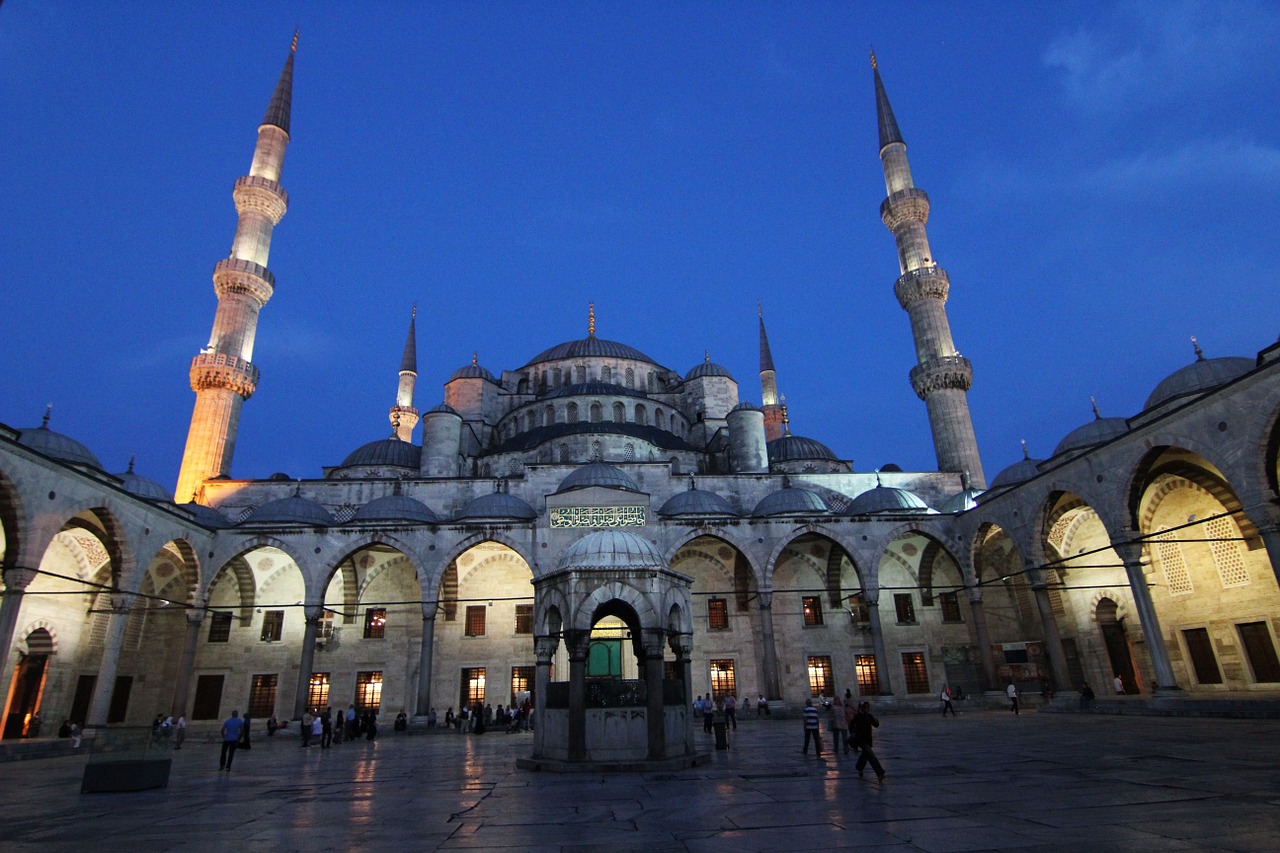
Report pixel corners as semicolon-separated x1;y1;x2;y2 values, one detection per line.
1032;584;1070;690
756;592;781;700
672;634;695;756
532;635;557;758
1254;520;1280;591
0;567;36;706
565;629;589;762
1112;537;1179;691
170;609;204;717
292;605;323;719
415;608;437;716
965;591;997;690
866;593;892;694
643;629;666;760
87;593;132;727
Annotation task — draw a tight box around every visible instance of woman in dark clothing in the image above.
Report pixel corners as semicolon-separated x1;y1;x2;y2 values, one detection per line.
849;702;885;780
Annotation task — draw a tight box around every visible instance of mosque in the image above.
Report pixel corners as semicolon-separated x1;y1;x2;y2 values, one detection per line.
2;40;1278;753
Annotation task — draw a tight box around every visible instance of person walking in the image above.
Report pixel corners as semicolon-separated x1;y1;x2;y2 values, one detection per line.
850;702;885;780
1006;681;1019;715
703;694;714;734
724;694;737;731
758;694;769;716
828;696;848;754
940;683;956;717
801;698;823;757
320;707;333;748
843;695;857;753
1113;674;1125;695
174;714;187;750
301;710;313;747
219;709;244;771
239;714;252;750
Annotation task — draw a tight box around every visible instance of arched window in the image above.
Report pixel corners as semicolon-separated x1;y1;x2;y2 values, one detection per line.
634;404;647;426
647;372;655;391
552;368;562;386
567;403;579;423
600;366;612;382
670;457;681;475
559;445;570;463
655;407;665;430
545;404;556;425
625;368;635;389
612;402;626;423
624;443;635;462
575;365;586;384
590;402;603;423
591;440;602;462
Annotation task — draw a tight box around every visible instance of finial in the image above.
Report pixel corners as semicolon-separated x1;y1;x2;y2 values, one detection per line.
41;403;52;428
757;301;763;318
689;474;697;491
1191;335;1204;361
127;454;136;473
870;47;877;70
781;397;791;436
704;350;711;364
392;478;403;496
390;413;401;438
782;473;792;489
291;28;299;52
961;470;971;490
471;352;478;366
588;303;596;338
293;480;303;497
411;302;417;319
1020;439;1029;460
875;468;883;487
1091;396;1101;419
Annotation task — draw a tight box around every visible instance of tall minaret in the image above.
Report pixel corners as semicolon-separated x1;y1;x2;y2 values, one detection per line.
390;306;420;442
758;303;784;442
872;53;985;488
176;37;296;502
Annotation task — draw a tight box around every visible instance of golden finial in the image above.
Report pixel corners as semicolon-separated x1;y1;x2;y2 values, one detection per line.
781;396;791;435
391;413;401;437
1020;439;1029;460
1091;396;1101;419
291;29;299;53
704;350;711;363
588;303;596;338
870;47;877;70
41;403;52;428
471;352;478;366
1191;335;1204;361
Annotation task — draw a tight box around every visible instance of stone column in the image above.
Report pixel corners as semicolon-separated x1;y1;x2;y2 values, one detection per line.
866;592;892;695
1112;537;1179;692
1031;583;1070;690
1252;518;1280;590
532;635;557;758
965;591;997;691
671;634;695;755
415;608;437;716
565;629;589;762
170;610;204;717
292;605;322;719
87;594;132;727
643;629;666;760
0;567;36;702
756;592;782;700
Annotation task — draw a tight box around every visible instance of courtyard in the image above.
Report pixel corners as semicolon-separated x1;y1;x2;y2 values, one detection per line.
2;708;1278;852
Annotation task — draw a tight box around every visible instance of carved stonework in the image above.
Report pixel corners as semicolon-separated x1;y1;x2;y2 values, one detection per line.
232;175;289;223
190;352;259;397
909;355;974;399
212;258;275;305
880;187;930;231
549;506;646;528
894;266;950;308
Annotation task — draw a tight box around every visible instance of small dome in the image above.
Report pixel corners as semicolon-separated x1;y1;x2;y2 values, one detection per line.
767;435;838;463
352;494;440;523
657;488;737;517
339;437;421;469
180;502;231;528
752;487;828;517
1144;355;1253;410
684;360;735;381
556;462;641;494
1053;417;1128;456
558;530;665;571
17;425;102;469
879;463;904;473
524;337;658;367
114;468;172;501
241;495;334;526
989;457;1045;490
456;491;537;521
728;401;758;413
426;402;460;415
936;488;985;514
847;485;935;516
449;361;496;382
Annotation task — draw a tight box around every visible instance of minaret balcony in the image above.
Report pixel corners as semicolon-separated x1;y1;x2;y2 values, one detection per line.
880;187;930;231
894;265;950;308
909;354;973;400
233;175;289;223
190;352;260;398
213;258;275;305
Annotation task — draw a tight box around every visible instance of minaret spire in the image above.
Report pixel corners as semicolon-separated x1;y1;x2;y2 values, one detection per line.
758;303;784;441
176;39;296;502
873;55;986;487
390;304;420;441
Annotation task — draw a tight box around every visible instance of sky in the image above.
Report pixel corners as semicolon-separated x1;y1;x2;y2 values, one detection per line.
1;1;1277;495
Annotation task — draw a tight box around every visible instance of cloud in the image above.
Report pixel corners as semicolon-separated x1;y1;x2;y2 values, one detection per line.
1075;139;1280;193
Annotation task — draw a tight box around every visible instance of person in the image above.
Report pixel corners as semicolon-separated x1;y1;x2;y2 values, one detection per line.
239;714;252;750
940;683;956;717
1006;681;1019;715
58;719;72;739
219;709;244;771
394;710;408;732
724;694;737;730
703;693;714;734
428;708;438;728
445;707;456;730
801;698;823;756
301;710;313;747
758;694;770;716
828;696;848;754
742;695;752;716
483;703;493;727
152;713;164;739
320;707;333;748
70;722;82;749
311;713;323;744
174;714;187;750
843;695;858;753
850;702;885;780
1113;674;1125;695
1079;683;1095;710
28;712;42;738
364;710;377;740
159;714;173;743
266;713;278;737
347;704;359;739
332;709;344;745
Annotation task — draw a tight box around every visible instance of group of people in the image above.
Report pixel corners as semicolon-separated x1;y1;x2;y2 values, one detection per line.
801;693;886;779
693;693;772;737
442;700;533;734
149;712;189;748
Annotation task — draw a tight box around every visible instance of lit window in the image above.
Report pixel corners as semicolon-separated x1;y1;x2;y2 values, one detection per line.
847;594;869;624
710;659;736;699
855;654;880;694
514;604;533;635
802;596;823;626
902;652;929;693
806;655;832;697
355;671;383;712
260;610;284;642
708;598;729;630
207;611;232;643
939;592;963;623
248;673;278;718
461;667;486;709
308;672;330;713
363;607;387;639
894;593;916;624
318;611;335;639
511;666;533;703
465;605;486;637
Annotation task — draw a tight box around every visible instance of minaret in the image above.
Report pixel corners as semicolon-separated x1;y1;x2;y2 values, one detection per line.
758;304;784;442
872;52;986;488
176;37;296;502
390;305;420;441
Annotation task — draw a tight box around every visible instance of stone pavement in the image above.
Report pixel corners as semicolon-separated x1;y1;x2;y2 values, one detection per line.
2;709;1278;852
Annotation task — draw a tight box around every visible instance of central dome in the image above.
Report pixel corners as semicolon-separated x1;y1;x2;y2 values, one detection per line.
558;530;666;571
524;337;658;367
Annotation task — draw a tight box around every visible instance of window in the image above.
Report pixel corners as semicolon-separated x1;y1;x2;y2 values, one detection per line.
319;611;335;639
1238;622;1280;683
461;667;486;709
566;403;578;423
511;666;533;703
364;607;387;639
308;672;331;713
613;401;626;423
600;366;612;382
635;404;647;426
589;402;602;423
847;594;869;624
708;598;729;630
465;605;486;637
260;610;284;642
939;592;963;623
710;659;736;699
802;596;823;626
207;611;232;643
806;655;833;697
514;603;534;635
355;671;383;712
1182;628;1223;685
625;367;635;388
107;675;132;724
894;593;916;624
902;652;929;693
249;674;278;718
855;654;880;695
575;365;586;383
192;674;224;720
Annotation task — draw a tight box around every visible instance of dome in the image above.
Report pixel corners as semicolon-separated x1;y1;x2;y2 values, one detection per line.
936;488;984;514
989;457;1045;490
556;462;641;494
449;361;496;382
241;495;334;526
339;437;421;469
426;402;460;415
1053;417;1128;456
543;381;645;400
352;494;440;523
684;360;735;381
114;467;172;501
752;487;828;517
456;491;537;521
657;488;737;517
558;530;665;571
180;502;231;528
729;401;758;413
524;337;658;367
17;425;102;469
847;485;935;516
1144;355;1253;410
767;434;838;463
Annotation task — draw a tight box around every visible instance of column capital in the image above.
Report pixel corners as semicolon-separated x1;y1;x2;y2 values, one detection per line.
964;585;984;605
109;592;133;614
1109;534;1146;566
641;627;668;658
421;603;438;622
535;635;559;661
756;591;773;609
1;566;37;592
669;632;693;658
303;604;325;623
185;609;206;626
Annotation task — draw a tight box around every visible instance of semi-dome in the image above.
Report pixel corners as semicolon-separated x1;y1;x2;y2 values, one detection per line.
339;437;421;469
352;494;440;523
449;361;497;382
936;488;984;514
1053;416;1128;456
241;495;334;526
426;402;459;415
1144;355;1253;410
684;360;735;381
556;462;641;494
543;381;645;400
847;485;935;516
524;337;658;367
989;457;1045;490
114;466;173;501
752;487;828;517
456;491;537;521
17;423;102;469
767;434;838;463
180;502;231;528
729;401;758;413
558;530;665;571
657;487;737;517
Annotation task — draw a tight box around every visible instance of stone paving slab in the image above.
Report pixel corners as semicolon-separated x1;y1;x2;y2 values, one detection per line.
1;711;1278;851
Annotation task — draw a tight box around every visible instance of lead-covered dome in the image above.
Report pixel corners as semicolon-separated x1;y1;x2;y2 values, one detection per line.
352;494;440;523
17;422;102;469
558;530;665;571
936;488;984;514
752;487;828;517
1144;355;1253;410
847;485;935;516
767;435;838;463
684;360;734;381
1053;416;1128;457
114;465;173;501
456;491;537;521
524;337;658;367
556;462;641;494
241;495;334;526
989;456;1045;490
449;361;497;382
180;502;231;528
339;437;421;469
658;487;737;517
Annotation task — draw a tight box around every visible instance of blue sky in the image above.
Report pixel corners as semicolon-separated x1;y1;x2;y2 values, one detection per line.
1;2;1277;493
